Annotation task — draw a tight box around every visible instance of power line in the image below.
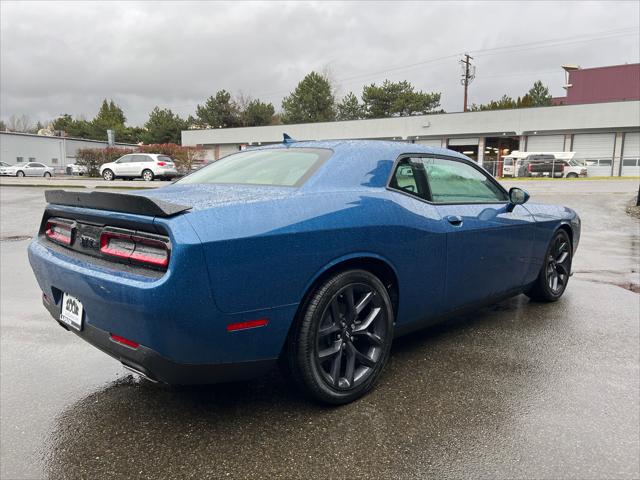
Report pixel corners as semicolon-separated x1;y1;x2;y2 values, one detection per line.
168;26;640;109
473;31;638;59
469;26;638;57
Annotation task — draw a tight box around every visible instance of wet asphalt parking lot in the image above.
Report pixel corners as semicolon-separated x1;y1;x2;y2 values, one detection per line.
1;179;639;479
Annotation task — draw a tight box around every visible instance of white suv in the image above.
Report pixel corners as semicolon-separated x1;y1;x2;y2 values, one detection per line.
100;154;179;181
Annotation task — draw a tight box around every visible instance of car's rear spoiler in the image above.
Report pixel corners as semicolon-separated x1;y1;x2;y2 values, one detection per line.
44;190;191;218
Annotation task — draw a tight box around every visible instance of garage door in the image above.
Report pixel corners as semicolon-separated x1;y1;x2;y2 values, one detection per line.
416;139;442;147
525;135;564;152
572;133;615;176
622;131;640;177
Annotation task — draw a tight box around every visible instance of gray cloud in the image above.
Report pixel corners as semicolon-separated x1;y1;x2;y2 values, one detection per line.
1;0;638;126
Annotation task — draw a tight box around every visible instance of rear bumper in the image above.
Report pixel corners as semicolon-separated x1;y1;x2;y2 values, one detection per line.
157;168;179;178
42;296;275;384
28;224;296;380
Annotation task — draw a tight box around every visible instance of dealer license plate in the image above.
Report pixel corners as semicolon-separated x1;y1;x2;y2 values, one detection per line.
60;293;83;331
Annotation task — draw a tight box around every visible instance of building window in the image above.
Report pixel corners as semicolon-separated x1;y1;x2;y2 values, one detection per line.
16;157;23;163
51;158;58;164
28;157;35;162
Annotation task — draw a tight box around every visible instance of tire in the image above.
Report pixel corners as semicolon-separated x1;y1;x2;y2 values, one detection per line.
43;172;51;178
284;269;394;405
142;169;154;182
102;169;114;181
566;172;578;178
16;171;25;177
526;229;572;302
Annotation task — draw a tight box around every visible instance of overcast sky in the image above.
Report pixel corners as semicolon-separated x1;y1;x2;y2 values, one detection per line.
1;1;639;127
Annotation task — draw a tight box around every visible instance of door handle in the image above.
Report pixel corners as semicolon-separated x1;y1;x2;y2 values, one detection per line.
445;215;463;226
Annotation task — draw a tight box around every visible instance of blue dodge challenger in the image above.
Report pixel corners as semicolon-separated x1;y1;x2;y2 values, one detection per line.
28;140;580;404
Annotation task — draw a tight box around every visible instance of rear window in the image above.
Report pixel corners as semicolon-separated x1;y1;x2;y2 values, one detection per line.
176;148;331;187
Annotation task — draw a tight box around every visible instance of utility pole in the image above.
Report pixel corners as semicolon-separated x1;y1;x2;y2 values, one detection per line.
460;54;475;112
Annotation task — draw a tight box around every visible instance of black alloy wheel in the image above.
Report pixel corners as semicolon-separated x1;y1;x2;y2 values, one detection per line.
285;269;394;404
527;229;572;302
546;233;571;294
316;283;387;390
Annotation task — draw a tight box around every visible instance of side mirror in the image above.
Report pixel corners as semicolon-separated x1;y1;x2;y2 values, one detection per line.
507;187;529;212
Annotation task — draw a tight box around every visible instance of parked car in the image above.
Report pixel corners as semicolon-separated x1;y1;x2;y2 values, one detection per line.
0;161;12;168
523;155;590;178
28;140;580;404
66;163;88;176
0;162;54;177
525;155;564;177
503;152;587;178
100;154;178;181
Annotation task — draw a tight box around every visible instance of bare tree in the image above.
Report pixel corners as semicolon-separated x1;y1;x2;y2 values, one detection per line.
6;114;33;133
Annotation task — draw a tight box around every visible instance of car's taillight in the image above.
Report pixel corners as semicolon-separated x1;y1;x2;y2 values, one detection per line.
100;228;170;268
45;218;75;245
527;164;533;172
157;162;166;166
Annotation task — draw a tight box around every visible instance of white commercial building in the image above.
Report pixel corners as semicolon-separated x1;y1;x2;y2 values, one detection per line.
0;132;137;174
182;101;640;177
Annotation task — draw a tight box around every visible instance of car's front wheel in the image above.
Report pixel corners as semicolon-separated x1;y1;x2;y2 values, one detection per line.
566;172;578;178
102;169;114;181
526;229;572;302
284;269;394;404
43;172;51;178
16;171;25;177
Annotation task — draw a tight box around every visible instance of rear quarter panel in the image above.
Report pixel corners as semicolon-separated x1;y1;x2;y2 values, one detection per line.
185;189;448;326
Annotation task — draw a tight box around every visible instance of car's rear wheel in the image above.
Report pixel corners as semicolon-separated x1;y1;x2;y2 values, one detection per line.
526;229;572;302
142;169;154;182
284;269;394;404
16;171;24;177
102;169;114;181
43;172;51;178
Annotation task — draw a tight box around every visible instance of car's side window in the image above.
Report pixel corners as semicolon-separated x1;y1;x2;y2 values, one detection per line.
389;157;430;201
418;157;508;203
116;155;130;163
134;155;150;163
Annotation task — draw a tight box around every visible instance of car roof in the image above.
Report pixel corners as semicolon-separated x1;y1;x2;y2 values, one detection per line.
249;139;470;191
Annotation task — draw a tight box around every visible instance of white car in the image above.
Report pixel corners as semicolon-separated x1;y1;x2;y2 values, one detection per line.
66;163;88;175
0;162;55;177
99;153;179;181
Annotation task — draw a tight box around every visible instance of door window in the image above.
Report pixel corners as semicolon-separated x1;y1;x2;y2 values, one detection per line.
134;155;151;163
116;155;132;163
419;157;507;203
